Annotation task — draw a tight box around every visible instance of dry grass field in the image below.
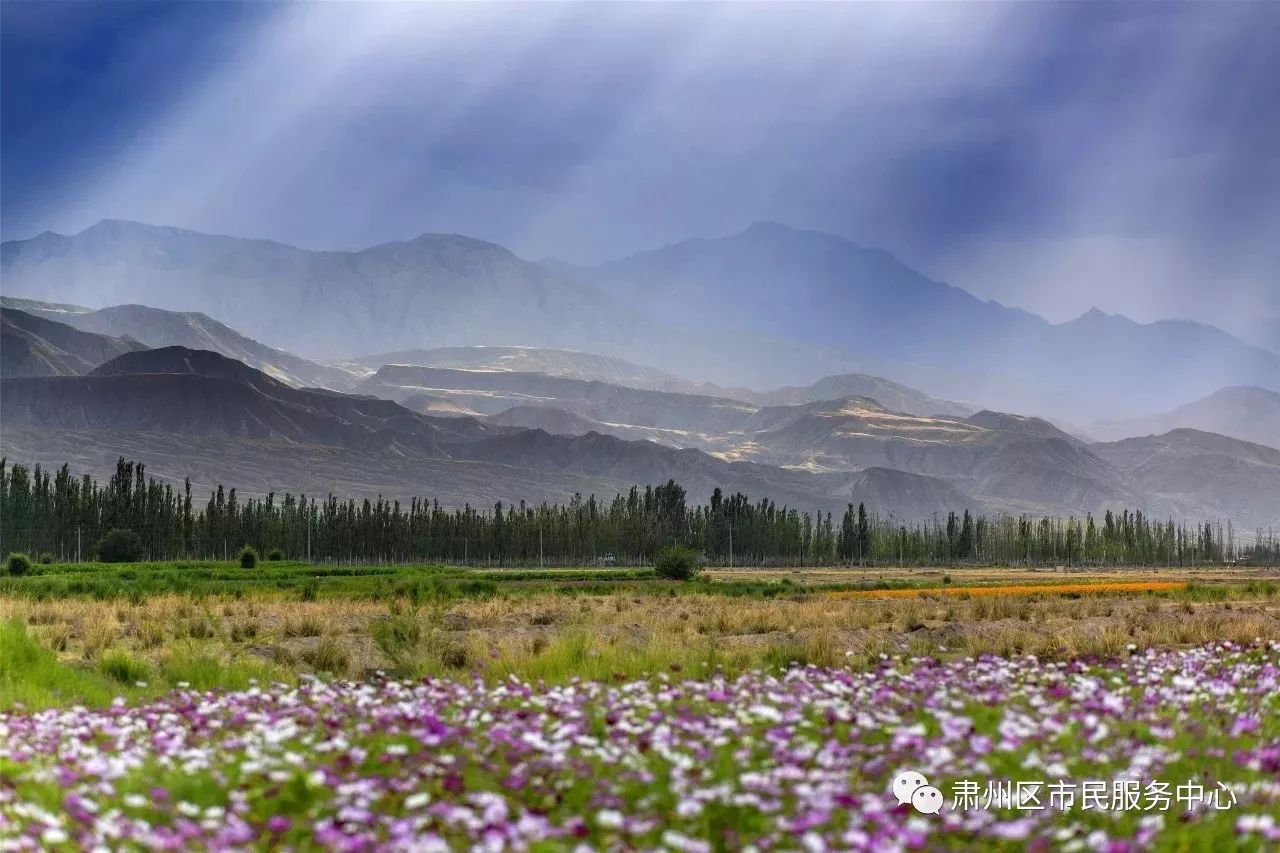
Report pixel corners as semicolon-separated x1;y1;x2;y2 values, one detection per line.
4;566;1278;693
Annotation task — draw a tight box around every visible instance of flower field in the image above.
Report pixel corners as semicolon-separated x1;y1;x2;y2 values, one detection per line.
2;643;1278;851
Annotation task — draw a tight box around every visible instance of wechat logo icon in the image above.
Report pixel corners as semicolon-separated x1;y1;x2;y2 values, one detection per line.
892;769;944;815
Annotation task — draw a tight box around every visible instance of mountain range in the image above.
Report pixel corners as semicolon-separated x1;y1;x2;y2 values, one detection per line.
5;220;1277;420
2;317;1277;527
353;363;1131;515
565;222;1280;415
1;220;1277;530
1095;430;1280;532
0;219;642;363
342;346;724;396
1;306;146;379
1089;386;1280;450
1;346;889;517
2;297;357;390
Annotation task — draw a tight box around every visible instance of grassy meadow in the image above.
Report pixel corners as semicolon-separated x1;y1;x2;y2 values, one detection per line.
3;560;1278;707
3;561;1279;848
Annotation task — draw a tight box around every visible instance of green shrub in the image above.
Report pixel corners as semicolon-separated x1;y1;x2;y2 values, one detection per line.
37;553;54;565
654;545;701;581
160;652;282;692
300;579;319;602
99;650;150;685
267;547;284;561
7;553;31;577
97;529;143;563
238;546;258;569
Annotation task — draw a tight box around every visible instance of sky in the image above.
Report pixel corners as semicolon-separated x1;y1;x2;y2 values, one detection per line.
2;1;1277;346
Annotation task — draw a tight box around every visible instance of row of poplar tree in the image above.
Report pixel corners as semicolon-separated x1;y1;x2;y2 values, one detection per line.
2;458;1276;566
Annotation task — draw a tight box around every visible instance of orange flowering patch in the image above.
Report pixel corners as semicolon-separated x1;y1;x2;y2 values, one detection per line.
826;581;1187;600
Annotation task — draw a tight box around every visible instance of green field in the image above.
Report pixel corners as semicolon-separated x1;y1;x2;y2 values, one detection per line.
5;558;1276;604
0;558;1007;605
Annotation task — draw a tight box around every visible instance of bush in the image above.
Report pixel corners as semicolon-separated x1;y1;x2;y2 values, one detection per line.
37;553;54;565
7;553;31;577
97;529;143;563
238;546;258;569
99;650;150;685
654;545;701;581
267;547;284;561
300;637;350;676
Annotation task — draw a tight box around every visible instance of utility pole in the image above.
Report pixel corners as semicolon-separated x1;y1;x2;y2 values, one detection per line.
728;522;734;568
539;525;544;568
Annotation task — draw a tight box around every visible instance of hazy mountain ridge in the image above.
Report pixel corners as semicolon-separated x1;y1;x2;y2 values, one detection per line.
349;344;974;417
749;374;973;417
1;307;147;378
2;297;360;391
0;348;866;516
1;220;895;392
576;223;1280;414
724;398;1143;516
345;346;734;397
359;364;756;434
1090;386;1280;450
486;406;611;436
0;220;648;363
1095;429;1280;530
5;347;497;454
12;219;1275;419
357;367;1008;486
3;220;1276;527
3;345;1276;526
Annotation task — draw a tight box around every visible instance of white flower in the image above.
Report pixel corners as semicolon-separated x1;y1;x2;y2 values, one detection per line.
677;799;702;818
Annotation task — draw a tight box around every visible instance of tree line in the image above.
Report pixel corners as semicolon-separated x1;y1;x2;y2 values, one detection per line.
2;458;1276;567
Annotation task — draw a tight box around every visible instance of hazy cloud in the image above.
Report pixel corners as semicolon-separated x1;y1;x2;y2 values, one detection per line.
2;1;1276;343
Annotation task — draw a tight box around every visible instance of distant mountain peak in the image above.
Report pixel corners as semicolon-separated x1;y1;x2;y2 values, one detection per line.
90;217;144;229
1090;383;1280;450
403;230;499;248
82;218;176;237
736;221;849;246
742;220;798;235
1061;306;1130;328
